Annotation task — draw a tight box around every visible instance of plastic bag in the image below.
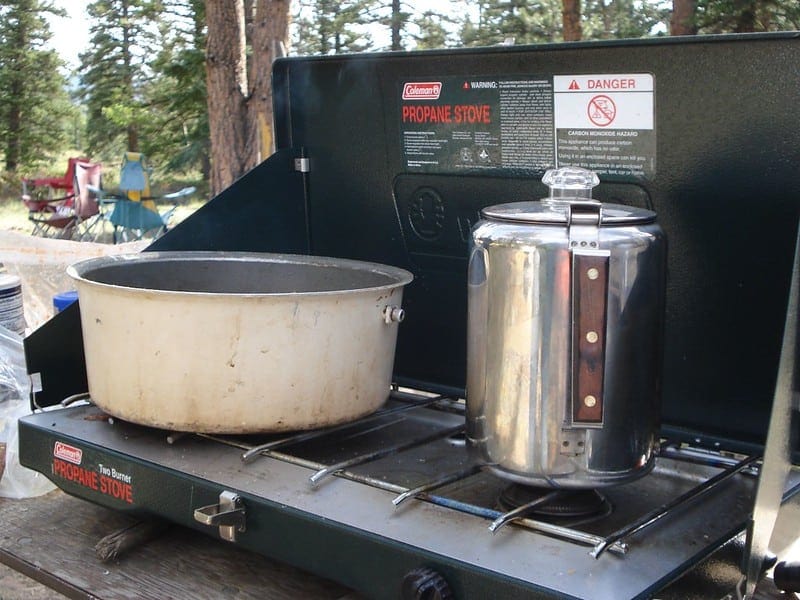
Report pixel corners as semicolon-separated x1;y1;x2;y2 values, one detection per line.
0;324;55;498
0;229;147;332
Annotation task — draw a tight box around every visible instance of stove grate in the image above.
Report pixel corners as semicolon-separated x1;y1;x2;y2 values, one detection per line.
188;388;761;557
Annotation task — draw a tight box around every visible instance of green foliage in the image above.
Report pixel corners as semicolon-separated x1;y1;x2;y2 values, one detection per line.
78;0;207;181
696;0;800;32
412;6;462;49
460;0;564;46
583;0;669;39
140;0;208;177
293;0;379;55
79;0;160;157
459;0;669;44
0;0;77;173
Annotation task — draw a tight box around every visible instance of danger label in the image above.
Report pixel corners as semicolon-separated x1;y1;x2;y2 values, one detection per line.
554;73;654;130
554;73;655;177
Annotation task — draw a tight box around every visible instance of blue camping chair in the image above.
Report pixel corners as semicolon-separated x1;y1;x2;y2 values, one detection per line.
92;153;195;243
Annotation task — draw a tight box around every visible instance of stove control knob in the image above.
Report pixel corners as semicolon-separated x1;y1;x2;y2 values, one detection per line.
401;567;453;600
774;561;800;592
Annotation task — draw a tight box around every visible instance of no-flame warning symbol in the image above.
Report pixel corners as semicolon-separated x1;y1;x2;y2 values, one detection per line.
587;94;616;127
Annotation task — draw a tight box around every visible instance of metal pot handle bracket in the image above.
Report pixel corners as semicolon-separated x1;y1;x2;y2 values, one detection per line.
568;201;609;426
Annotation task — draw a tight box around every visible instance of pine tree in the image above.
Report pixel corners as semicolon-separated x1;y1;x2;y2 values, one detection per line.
460;0;669;45
79;0;160;157
696;0;800;32
292;0;379;55
583;0;667;39
143;0;209;180
0;0;73;172
411;6;461;49
460;0;565;46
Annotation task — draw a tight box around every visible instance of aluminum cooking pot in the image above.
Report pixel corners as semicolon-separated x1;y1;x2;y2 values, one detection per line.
68;252;412;434
466;167;667;488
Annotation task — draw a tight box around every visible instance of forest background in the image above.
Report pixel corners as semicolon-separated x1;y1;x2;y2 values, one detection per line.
1;0;798;202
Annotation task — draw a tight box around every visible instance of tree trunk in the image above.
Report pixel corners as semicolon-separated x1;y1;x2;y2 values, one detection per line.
391;0;402;50
670;0;697;35
248;0;290;163
121;0;139;151
734;1;758;32
205;0;289;195
205;0;249;195
5;101;21;172
562;0;582;42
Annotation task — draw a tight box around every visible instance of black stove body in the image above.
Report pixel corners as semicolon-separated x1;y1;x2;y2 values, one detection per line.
20;33;800;599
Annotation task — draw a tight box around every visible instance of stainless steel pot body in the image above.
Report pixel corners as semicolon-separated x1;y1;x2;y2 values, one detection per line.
68;252;412;434
466;203;666;488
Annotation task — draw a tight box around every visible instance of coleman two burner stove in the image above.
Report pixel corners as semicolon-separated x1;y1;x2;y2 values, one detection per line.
20;33;800;599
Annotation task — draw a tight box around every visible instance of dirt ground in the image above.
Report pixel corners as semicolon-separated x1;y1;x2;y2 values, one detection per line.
0;562;66;600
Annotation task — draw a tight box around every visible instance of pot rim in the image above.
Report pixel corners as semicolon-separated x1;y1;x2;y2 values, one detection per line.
67;251;414;298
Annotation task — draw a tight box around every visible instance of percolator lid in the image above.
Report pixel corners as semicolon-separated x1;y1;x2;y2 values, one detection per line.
481;166;656;225
481;200;656;225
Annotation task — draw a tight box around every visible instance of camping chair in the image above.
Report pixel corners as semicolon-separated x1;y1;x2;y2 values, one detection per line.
24;159;103;240
100;152;194;243
71;161;105;241
22;157;87;237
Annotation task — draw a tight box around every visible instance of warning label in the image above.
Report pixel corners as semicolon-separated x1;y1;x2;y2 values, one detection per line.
554;73;655;177
400;76;553;173
399;72;655;179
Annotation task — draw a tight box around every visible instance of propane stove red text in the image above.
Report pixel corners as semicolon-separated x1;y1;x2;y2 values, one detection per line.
402;104;491;124
52;457;134;503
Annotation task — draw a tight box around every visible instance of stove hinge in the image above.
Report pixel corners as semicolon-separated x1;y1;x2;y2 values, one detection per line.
294;156;310;173
194;490;246;542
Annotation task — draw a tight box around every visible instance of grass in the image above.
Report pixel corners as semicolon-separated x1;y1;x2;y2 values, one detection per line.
0;197;29;233
0;153;208;240
0;187;206;241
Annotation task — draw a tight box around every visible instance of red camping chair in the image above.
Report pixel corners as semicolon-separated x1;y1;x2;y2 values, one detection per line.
22;157;88;237
25;160;104;241
71;161;105;241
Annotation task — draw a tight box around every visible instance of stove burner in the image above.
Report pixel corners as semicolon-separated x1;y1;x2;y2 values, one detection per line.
498;484;612;521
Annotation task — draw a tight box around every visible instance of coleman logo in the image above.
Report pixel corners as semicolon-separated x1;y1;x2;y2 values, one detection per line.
402;82;442;100
54;441;82;465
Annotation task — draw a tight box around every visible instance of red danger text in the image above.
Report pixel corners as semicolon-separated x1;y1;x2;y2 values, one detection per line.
587;78;636;90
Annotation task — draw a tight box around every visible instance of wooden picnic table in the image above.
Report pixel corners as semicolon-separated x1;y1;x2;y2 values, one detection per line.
0;489;357;599
0;486;798;599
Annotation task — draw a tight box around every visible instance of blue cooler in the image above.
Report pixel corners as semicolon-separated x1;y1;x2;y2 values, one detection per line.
53;290;79;313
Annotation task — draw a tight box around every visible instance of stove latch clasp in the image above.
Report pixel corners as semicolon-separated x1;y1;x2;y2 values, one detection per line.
194;490;246;542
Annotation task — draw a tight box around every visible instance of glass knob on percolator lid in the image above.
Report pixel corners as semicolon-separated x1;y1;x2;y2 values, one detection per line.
542;166;600;200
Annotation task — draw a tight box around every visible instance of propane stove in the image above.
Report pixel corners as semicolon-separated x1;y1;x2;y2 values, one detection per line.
19;33;800;599
18;393;800;599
